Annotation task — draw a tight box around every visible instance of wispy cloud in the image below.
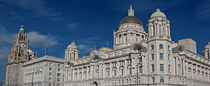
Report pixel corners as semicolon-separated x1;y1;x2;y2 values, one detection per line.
65;23;80;30
0;0;62;21
78;44;94;53
0;25;15;59
0;25;58;59
197;0;210;20
27;32;58;48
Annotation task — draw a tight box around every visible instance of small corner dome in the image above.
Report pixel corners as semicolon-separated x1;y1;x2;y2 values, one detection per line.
151;8;166;18
67;41;78;49
120;16;143;25
205;42;210;49
27;49;34;54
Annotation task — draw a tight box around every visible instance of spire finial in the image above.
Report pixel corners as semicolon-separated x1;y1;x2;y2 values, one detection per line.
128;4;134;16
20;25;24;30
156;8;160;12
130;4;132;9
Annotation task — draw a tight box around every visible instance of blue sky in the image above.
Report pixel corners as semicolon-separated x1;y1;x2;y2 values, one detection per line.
0;0;210;84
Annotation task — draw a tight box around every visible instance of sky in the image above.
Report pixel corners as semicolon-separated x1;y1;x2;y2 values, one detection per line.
0;0;210;85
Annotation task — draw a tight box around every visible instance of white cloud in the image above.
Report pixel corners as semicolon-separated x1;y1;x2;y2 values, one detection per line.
65;23;80;30
78;44;93;53
197;0;210;20
0;26;15;59
0;25;58;59
27;32;58;48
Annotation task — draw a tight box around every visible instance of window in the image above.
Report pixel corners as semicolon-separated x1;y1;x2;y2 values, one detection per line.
159;25;162;35
121;69;123;75
49;72;51;75
153;25;155;36
160;53;164;60
151;45;154;50
168;65;171;73
57;78;60;82
57;73;61;77
58;68;61;71
169;77;171;83
152;64;155;72
159;44;163;49
49;67;52;70
114;70;117;76
160;77;164;83
160;64;164;72
168;54;170;61
129;67;132;74
168;45;170;51
139;66;142;73
151;54;154;60
139;58;142;63
152;77;155;83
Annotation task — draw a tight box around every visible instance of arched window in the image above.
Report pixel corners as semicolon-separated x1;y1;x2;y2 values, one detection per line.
153;25;155;36
159;24;162;35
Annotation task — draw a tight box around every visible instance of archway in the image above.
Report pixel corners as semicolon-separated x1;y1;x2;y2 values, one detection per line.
92;81;98;86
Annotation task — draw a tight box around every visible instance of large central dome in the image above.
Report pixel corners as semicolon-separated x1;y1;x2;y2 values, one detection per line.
119;5;143;25
120;16;142;25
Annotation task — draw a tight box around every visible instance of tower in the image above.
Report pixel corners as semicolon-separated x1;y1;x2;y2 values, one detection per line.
6;25;36;86
113;5;147;49
65;41;80;61
148;9;171;40
203;42;210;59
147;9;173;84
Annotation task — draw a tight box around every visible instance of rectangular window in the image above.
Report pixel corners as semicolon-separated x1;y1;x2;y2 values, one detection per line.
129;68;132;74
57;78;60;82
151;54;154;60
151;45;154;50
114;70;117;76
160;53;164;60
168;64;171;73
160;64;164;72
159;44;163;49
139;58;142;63
168;54;170;61
139;66;142;73
160;76;164;83
152;77;155;83
57;73;61;77
152;64;155;72
169;77;171;83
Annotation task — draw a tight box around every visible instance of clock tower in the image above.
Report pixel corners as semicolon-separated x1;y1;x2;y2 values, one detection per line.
6;25;36;86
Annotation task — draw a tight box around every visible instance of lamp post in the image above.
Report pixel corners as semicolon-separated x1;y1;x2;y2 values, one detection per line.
132;43;147;86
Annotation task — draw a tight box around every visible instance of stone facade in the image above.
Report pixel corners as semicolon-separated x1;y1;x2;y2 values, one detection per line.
63;6;210;86
5;26;36;86
23;56;65;86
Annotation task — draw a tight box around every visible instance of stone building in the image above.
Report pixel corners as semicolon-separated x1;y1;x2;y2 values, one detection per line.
63;5;210;86
23;55;65;86
5;26;36;86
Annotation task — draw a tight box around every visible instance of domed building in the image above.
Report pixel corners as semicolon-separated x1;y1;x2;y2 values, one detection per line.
62;5;210;86
7;5;210;86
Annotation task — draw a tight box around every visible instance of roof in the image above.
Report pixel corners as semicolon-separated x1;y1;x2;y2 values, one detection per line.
23;55;65;66
120;16;143;25
151;8;166;18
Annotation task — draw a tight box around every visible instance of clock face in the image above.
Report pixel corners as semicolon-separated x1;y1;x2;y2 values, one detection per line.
20;43;26;48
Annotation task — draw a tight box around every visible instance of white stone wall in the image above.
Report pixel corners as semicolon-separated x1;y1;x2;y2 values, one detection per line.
23;56;65;86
